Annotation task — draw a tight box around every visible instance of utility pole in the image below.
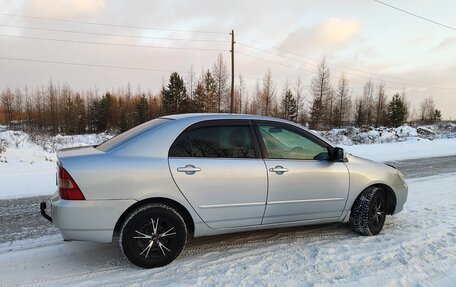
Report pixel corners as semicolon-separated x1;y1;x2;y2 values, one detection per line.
230;29;235;113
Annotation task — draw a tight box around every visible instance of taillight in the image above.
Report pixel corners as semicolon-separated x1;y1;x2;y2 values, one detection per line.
58;166;85;200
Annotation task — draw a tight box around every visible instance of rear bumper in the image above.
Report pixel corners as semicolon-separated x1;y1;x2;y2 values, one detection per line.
49;193;136;243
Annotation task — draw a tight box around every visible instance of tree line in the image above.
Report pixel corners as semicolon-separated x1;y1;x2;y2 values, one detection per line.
0;55;443;135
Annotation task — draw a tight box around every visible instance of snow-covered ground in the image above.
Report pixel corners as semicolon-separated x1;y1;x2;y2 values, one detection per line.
343;138;456;162
0;131;111;199
1;127;456;199
1;173;455;286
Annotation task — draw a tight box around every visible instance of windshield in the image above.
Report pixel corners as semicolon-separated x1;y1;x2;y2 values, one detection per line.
96;118;171;152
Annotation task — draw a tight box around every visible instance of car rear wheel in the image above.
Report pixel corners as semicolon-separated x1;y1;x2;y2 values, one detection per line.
120;203;187;268
351;187;386;236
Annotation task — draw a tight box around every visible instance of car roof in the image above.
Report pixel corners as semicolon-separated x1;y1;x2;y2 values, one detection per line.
161;113;294;123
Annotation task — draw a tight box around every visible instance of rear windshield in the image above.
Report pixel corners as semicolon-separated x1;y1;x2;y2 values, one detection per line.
96;118;171;152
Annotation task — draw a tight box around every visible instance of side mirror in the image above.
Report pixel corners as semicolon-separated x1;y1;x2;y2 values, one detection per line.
332;147;345;162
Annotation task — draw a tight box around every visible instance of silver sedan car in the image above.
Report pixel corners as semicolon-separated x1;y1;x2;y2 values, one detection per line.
40;113;408;268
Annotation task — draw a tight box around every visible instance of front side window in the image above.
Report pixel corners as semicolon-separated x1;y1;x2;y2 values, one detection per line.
169;125;256;158
258;124;328;160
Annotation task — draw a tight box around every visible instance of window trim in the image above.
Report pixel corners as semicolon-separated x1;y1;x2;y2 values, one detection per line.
252;120;335;161
168;119;262;159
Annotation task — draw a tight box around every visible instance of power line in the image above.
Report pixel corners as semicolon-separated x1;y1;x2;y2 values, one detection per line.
236;51;316;74
373;0;456;31
237;42;316;66
0;34;227;52
0;56;188;73
236;51;456;95
0;24;229;43
0;11;227;34
237;34;456;90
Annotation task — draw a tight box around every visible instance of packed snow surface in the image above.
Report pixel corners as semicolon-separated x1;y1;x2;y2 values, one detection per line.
0;173;455;286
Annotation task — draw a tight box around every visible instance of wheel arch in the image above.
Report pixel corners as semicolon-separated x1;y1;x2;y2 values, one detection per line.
351;183;397;215
113;197;195;237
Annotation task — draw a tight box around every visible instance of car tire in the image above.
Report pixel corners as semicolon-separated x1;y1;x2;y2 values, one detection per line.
351;187;386;236
120;203;187;268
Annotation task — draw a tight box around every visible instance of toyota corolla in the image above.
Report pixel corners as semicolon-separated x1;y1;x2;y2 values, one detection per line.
40;113;408;268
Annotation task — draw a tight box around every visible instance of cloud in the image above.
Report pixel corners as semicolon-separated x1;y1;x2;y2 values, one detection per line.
279;17;360;54
26;0;105;18
433;36;456;51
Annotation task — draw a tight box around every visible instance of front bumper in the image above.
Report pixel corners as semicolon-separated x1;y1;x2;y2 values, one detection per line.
40;193;136;243
392;181;408;214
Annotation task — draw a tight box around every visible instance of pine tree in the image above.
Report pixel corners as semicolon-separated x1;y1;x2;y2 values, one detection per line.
162;72;189;115
387;93;408;127
310;58;331;129
433;109;442;122
193;70;218;113
118;97;128;132
134;94;149;125
281;89;298;121
73;93;86;134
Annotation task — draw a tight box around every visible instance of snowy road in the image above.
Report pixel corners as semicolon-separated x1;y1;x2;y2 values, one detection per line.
1;172;455;286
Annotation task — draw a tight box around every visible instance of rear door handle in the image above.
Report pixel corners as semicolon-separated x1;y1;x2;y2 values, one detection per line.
269;166;289;174
177;165;201;175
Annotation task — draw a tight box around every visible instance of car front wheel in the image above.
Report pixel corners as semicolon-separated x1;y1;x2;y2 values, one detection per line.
351;187;386;236
120;203;187;268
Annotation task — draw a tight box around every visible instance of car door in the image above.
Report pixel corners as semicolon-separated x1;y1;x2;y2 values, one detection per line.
168;120;268;229
255;121;349;224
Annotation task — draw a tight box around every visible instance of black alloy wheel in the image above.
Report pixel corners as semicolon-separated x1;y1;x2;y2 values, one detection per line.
120;204;187;268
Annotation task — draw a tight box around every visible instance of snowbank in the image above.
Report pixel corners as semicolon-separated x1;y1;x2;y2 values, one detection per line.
320;122;456;145
0;131;112;199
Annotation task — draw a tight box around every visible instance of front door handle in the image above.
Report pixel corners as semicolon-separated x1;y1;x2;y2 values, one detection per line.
177;165;201;175
269;165;289;175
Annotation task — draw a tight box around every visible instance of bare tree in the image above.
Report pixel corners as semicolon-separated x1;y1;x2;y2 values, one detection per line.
374;81;387;127
309;58;332;129
260;70;276;116
1;88;14;127
362;80;375;126
186;65;196;100
13;88;24;128
333;73;351;128
419;97;436;123
212;54;229;112
294;78;306;124
237;75;245;113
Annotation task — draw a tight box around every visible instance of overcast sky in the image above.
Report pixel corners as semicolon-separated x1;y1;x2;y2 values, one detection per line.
0;0;455;119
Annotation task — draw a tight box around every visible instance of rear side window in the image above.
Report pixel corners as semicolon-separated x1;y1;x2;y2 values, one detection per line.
169;125;256;158
96;118;170;152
